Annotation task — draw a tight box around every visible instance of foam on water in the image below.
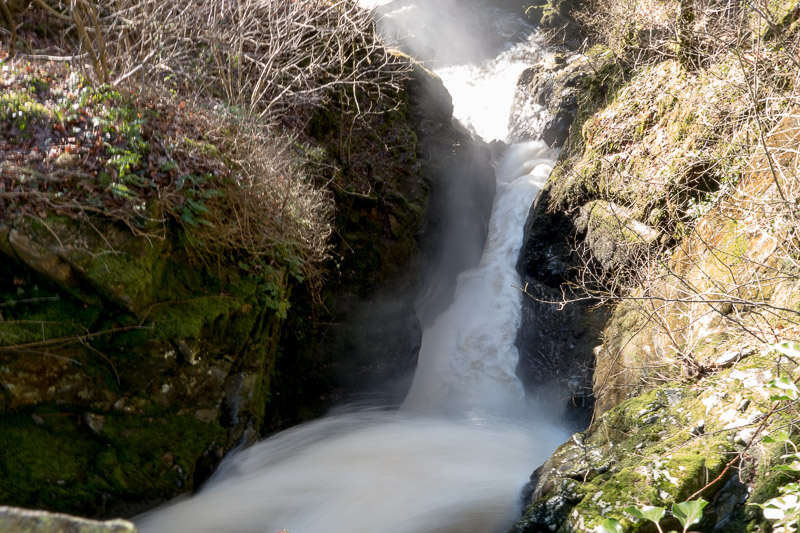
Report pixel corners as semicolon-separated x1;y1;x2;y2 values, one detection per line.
434;39;541;142
136;412;564;533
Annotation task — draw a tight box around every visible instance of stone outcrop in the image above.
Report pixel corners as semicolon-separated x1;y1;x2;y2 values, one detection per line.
0;506;136;533
509;49;616;148
511;345;792;532
0;216;273;515
512;6;800;528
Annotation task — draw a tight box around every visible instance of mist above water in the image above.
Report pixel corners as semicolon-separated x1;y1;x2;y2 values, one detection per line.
369;0;542;142
136;2;563;532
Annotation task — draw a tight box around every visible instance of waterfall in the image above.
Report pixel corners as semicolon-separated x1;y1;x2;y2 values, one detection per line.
136;3;563;532
402;141;555;418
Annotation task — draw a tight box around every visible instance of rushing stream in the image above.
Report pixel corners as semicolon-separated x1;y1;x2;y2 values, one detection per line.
137;2;563;532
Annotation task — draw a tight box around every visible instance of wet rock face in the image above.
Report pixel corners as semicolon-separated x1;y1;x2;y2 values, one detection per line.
268;61;496;420
516;186;577;287
509;53;595;148
514;183;603;428
515;279;605;429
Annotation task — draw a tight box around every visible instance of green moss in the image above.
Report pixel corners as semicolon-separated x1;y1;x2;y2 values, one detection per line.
716;220;751;267
181;136;222;160
149;295;245;340
99;412;225;496
0;407;225;514
0;411;103;514
0;258;102;348
79;249;164;315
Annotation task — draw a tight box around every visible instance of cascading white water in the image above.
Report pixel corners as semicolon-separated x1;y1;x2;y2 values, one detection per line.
435;37;542;143
402;141;555;418
136;3;562;532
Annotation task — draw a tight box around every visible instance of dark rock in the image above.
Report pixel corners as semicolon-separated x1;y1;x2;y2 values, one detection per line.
710;475;750;532
514;164;606;430
509;53;595;148
516;185;577;286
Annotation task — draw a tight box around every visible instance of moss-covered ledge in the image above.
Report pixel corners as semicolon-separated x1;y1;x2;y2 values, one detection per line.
0;214;289;516
511;346;797;532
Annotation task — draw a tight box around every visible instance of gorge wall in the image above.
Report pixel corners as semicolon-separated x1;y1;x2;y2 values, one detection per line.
510;0;800;530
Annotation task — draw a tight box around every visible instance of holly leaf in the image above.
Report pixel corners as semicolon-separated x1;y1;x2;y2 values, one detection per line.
763;429;792;444
771;341;800;359
775;453;800;472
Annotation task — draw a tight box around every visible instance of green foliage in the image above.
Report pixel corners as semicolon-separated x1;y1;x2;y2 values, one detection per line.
761;492;800;530
754;341;800;532
768;376;800;402
622;499;707;533
597;518;623;533
671;499;708;531
0;88;51;139
177;173;220;230
625;504;666;523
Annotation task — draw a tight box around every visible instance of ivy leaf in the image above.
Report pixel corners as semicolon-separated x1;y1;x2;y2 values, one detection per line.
767;377;799;402
672;499;708;530
763;429;792;444
771;341;800;359
596;518;623;533
625;505;666;524
775;454;800;472
760;493;800;521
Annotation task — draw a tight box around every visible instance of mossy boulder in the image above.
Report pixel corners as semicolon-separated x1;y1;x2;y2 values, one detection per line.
0;215;286;515
575;200;658;272
512;346;797;532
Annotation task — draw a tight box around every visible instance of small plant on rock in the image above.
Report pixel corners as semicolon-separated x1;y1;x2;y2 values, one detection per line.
597;498;707;533
757;341;800;533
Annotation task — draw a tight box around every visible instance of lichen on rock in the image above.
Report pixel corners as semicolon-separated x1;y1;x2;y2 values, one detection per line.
0;506;136;533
